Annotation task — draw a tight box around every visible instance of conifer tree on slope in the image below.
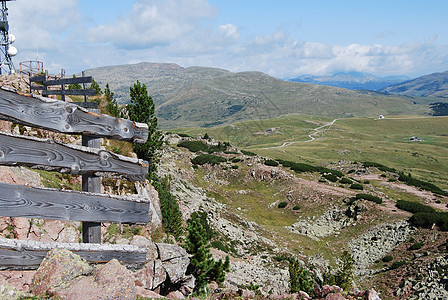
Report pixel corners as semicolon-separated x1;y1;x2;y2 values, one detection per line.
126;80;163;179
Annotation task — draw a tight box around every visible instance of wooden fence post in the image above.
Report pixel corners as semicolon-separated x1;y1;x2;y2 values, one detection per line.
60;69;65;102
82;108;102;243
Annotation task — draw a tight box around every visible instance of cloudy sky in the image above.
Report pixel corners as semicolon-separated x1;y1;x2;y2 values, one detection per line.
7;0;448;79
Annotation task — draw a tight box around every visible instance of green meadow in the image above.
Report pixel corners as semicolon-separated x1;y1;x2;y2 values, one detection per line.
172;114;448;190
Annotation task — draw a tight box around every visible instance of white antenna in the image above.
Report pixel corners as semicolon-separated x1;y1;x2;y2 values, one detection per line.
0;0;17;74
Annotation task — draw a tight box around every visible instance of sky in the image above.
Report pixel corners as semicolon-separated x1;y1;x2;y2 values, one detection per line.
6;0;448;79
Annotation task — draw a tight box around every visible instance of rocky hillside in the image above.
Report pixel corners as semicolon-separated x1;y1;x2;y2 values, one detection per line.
85;63;427;129
382;70;448;98
158;133;448;299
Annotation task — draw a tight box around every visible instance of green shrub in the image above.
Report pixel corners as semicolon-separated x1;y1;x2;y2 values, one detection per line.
231;165;239;169
363;161;396;173
350;183;364;190
380;174;387;178
339;178;353;184
355;193;382;204
153;177;183;238
316;167;344;178
293;205;300;210
278;201;288;208
398;173;448;196
396;200;436;214
211;240;229;253
192;164;198;169
288;257;314;295
241;150;257;156
390;260;406;270
178;140;209;152
382;255;393;262
408;242;424;250
231;158;241;163
410;212;448;231
347;169;355;174
322;173;338;182
264;159;279;167
388;178;397;182
436;200;442;204
191;154;227;165
177;133;191;138
363;180;370;184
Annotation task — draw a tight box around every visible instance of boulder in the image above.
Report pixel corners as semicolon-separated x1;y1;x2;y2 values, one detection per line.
324;293;346;300
31;249;136;299
365;288;381;300
31;248;92;296
0;284;33;300
135;259;167;290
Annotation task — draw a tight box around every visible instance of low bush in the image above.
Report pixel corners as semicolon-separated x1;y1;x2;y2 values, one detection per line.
363;161;396;173
231;165;239;169
178;140;208;152
396;200;436;214
241;150;257;156
211;240;229;253
350;183;364;190
191;154;227;165
390;260;406;270
322;173;338;182
410;212;448;231
293;205;300;210
355;193;382;204
398;173;448;196
408;242;424;250
339;178;353;184
231;158;241;163
278;201;288;208
264;159;279;167
316;167;344;178
382;255;393;262
177;133;191;138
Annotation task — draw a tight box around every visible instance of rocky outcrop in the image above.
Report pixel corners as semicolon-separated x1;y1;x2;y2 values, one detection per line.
349;220;413;275
31;248;135;299
396;255;448;300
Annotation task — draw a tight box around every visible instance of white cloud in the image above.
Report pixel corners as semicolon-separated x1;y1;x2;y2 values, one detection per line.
87;0;216;48
218;23;240;40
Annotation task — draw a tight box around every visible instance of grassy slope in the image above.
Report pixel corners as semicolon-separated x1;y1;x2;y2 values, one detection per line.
172;115;448;190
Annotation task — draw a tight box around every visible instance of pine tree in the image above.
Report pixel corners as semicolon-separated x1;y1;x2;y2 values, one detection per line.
185;213;230;294
89;78;102;95
335;251;354;290
67;74;82;90
126;80;163;179
288;257;314;295
104;84;120;117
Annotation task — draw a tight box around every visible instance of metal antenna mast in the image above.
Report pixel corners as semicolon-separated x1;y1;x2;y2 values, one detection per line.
0;0;17;74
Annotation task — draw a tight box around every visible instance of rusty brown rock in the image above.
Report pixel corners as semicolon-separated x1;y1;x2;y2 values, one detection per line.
136;286;165;299
325;292;346;300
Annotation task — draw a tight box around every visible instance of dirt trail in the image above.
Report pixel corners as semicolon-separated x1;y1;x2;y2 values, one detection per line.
262;118;339;149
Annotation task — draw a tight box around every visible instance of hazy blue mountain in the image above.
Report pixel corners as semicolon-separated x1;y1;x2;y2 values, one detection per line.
381;70;448;98
286;72;409;91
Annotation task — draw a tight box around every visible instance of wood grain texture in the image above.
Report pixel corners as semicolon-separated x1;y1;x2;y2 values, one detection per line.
0;88;148;143
43;76;92;86
42;89;97;96
0;182;150;223
0;132;148;181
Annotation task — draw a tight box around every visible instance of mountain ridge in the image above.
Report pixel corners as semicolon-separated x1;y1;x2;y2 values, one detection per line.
85;62;427;129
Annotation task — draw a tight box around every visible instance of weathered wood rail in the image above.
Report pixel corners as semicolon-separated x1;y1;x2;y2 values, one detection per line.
0;83;152;268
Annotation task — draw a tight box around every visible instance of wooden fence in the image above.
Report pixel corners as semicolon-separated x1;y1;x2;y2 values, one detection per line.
0;81;152;269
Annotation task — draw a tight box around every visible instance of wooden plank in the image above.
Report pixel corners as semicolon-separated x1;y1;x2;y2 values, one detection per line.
73;101;98;109
0;182;150;224
42;89;97;96
43;76;92;86
30;85;46;91
30;75;46;82
0;88;148;143
82;119;102;244
0;239;147;269
0;132;148;181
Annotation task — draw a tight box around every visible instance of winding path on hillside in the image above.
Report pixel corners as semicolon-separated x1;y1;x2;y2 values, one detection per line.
262;118;339;149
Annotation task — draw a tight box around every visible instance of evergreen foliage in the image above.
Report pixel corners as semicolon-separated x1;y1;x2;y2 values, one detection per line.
185;212;230;294
335;251;354;290
89;78;102;95
396;200;436;214
104;83;120;118
277;201;288;208
264;159;279;167
152;177;183;238
398;172;448;196
362;161;396;173
322;173;338;182
349;183;364;190
390;260;406;270
339;177;353;184
67;74;82;90
126;80;164;179
177;140;228;153
430;102;448;116
382;255;393;262
287;257;314;295
191;154;227;165
355;193;382;204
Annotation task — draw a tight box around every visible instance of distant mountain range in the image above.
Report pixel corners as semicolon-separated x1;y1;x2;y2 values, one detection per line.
286;72;410;91
381;70;448;98
85;63;428;129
